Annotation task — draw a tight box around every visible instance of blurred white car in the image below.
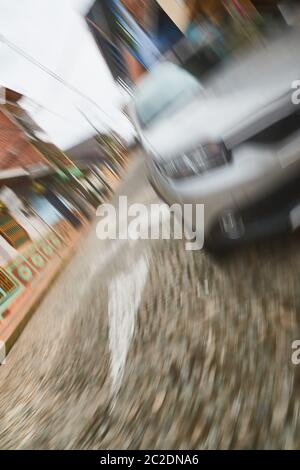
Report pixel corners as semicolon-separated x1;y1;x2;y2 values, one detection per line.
129;30;300;252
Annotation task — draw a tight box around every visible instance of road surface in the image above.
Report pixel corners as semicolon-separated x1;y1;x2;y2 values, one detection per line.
0;154;300;449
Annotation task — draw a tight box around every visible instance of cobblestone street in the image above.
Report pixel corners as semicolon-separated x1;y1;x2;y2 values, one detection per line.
1;154;300;449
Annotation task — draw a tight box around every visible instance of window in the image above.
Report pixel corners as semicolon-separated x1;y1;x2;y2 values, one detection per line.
0;212;30;249
134;62;202;128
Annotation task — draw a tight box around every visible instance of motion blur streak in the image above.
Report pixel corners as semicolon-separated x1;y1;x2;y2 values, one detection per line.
108;255;149;399
0;156;299;449
2;0;300;452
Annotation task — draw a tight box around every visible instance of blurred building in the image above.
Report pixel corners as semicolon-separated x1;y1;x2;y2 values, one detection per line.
86;0;130;86
0;88;100;318
0;93;131;345
87;0;292;85
86;0;184;83
0;93;50;252
67;131;129;198
0;103;49;179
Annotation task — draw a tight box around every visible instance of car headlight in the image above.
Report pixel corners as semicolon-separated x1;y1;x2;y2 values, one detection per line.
158;142;231;179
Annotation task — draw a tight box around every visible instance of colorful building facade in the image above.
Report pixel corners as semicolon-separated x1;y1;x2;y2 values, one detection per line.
0;90;93;334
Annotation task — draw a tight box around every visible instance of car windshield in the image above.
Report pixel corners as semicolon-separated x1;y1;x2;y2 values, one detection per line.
134;62;202;129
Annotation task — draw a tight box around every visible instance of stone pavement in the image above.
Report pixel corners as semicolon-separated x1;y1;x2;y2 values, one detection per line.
0;154;300;449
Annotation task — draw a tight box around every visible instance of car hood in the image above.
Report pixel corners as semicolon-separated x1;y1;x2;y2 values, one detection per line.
142;29;300;161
